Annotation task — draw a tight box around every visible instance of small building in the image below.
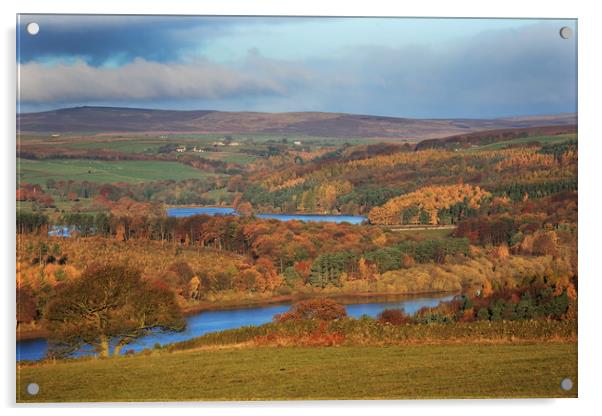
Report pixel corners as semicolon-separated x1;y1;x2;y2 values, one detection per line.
176;146;186;153
293;140;302;146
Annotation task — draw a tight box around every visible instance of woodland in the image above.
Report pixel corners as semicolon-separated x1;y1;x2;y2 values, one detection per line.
17;135;578;352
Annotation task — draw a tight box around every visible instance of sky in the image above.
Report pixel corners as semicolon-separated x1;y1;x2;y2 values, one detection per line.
17;15;577;118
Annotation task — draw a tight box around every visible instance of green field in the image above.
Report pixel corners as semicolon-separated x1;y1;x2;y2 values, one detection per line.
17;343;576;402
17;199;94;212
202;151;259;165
17;158;217;185
65;139;170;154
159;133;373;145
468;133;577;151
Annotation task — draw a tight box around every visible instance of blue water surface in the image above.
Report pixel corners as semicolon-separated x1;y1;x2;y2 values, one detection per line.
166;207;236;217
257;213;365;224
17;294;454;361
166;207;366;224
49;207;367;238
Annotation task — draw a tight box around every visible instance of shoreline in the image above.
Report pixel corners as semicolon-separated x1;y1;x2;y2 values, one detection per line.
16;289;458;342
181;289;454;315
16;328;50;342
166;205;367;219
163;207;457;228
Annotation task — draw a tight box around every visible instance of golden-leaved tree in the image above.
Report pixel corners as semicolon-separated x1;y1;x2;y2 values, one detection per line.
368;184;490;225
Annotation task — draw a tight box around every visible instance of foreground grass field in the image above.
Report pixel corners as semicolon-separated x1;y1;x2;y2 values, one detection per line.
17;158;216;185
17;343;576;402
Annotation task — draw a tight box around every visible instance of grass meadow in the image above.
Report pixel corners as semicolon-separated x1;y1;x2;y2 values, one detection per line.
467;133;577;151
17;343;576;402
17;158;216;185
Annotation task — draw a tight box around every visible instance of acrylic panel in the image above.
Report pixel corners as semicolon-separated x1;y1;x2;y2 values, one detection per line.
16;14;578;402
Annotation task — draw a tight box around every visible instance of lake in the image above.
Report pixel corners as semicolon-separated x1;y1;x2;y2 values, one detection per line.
167;207;236;217
16;293;454;361
49;208;367;238
167;207;366;224
48;225;73;237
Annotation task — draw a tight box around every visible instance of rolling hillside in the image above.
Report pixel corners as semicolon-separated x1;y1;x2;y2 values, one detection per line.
17;106;577;140
416;124;578;150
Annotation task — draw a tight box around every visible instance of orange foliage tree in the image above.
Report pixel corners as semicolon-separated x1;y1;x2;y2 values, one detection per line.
368;184;490;225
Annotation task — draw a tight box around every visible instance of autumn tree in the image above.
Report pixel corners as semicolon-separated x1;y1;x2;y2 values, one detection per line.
166;261;195;295
368;184;490;225
491;244;510;260
44;264;184;358
532;231;559;256
358;257;372;280
236;201;254;216
16;286;37;325
378;308;411;325
275;298;347;322
188;276;202;300
283;266;302;287
16;211;48;235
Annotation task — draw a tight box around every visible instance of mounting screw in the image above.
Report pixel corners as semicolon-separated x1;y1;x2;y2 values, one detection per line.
559;26;572;40
26;383;39;395
560;378;573;391
26;22;40;35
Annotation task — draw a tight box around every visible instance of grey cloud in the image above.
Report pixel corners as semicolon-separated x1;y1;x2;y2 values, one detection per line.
296;21;577;117
18;21;577;118
19;55;312;103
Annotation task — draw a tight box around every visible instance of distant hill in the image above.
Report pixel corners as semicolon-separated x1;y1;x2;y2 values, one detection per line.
415;125;578;150
17;106;577;140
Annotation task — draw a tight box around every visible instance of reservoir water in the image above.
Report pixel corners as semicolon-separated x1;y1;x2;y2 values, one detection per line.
50;207;367;238
167;207;366;224
167;207;236;217
17;293;454;361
